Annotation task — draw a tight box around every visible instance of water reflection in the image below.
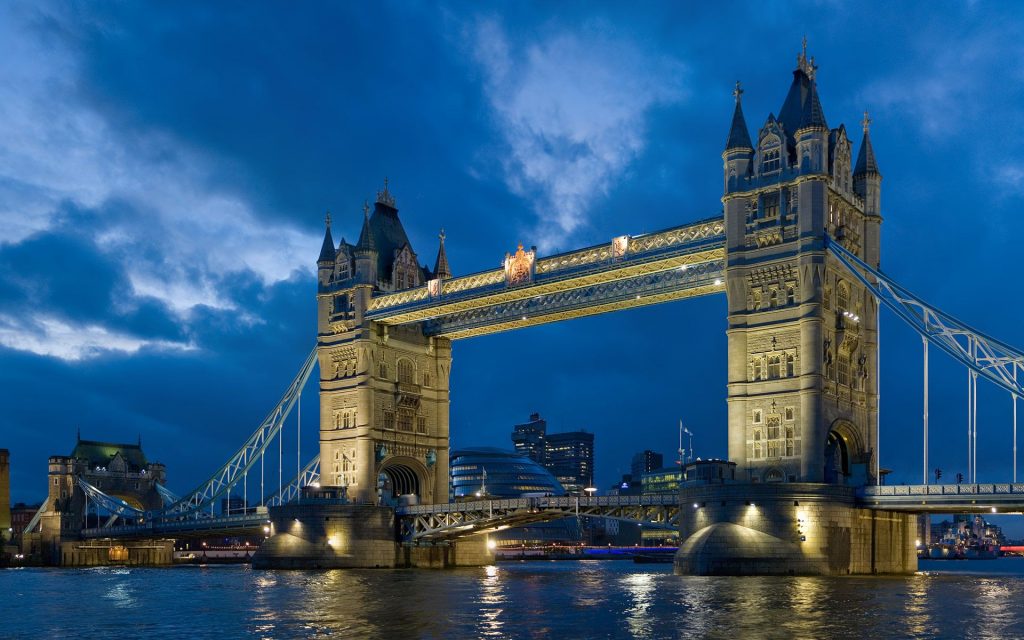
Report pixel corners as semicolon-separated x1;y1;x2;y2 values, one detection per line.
621;572;656;639
5;561;1024;638
903;574;934;637
475;564;506;637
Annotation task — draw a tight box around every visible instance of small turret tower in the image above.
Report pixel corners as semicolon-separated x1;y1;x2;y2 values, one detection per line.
433;229;451;280
723;81;754;193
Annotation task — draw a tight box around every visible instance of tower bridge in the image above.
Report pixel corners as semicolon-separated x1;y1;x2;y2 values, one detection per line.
26;45;1024;574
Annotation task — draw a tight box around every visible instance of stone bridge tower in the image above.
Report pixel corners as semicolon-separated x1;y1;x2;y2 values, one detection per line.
722;46;882;485
316;182;452;504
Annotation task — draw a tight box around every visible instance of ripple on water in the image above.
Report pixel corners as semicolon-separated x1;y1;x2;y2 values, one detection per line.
3;560;1024;639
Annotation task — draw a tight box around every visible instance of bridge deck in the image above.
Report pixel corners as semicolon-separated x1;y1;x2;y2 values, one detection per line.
858;484;1024;513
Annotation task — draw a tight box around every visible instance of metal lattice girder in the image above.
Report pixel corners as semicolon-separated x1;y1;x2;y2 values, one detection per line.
828;237;1024;399
155;483;180;506
77;477;145;520
22;498;49;534
264;454;320;507
159;347;318;519
399;494;682;542
422;261;725;339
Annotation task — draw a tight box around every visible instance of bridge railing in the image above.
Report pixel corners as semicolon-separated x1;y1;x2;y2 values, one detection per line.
398;493;680;515
861;483;1024;497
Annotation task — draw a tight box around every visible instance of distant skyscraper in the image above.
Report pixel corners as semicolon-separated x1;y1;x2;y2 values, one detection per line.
545;431;594;492
631;450;663;480
511;413;547;463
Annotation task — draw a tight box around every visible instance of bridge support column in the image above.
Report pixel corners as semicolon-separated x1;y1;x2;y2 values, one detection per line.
253;502;494;569
674;484;916;575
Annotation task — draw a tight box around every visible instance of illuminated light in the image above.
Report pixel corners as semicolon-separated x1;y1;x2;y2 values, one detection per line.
636;295;641;300
486;539;497;551
679;264;688;271
915;539;922;547
992;507;998;513
263;526;270;534
521;316;527;321
693;503;699;509
714;278;722;286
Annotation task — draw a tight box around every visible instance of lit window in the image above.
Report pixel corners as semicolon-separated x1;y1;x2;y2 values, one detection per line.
767;417;780;440
762;148;781;173
768;355;782;379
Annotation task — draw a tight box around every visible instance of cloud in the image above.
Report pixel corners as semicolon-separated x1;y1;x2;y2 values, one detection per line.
0;4;321;358
0;314;194;361
470;19;685;250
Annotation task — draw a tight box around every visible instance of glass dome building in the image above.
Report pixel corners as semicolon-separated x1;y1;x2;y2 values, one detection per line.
450;447;566;500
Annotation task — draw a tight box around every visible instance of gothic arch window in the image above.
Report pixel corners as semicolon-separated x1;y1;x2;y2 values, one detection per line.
753;409;763;424
752;357;763;381
764;468;784;483
767;355;782;379
786;353;796;377
752;288;762;310
753;429;763;459
767;416;781;440
769;288;779;308
786;284;796;306
379;361;389;379
837;353;851;386
397;408;413;432
398;359;415;385
837;281;850;311
824;286;832;310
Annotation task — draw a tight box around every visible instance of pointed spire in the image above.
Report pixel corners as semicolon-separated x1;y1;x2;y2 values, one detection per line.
799;79;828;130
779;39;827;136
725;81;753;151
318;210;336;263
434;228;451;279
355;201;376;253
854;110;880;175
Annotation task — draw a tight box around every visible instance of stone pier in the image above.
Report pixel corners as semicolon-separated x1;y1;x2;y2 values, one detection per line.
58;539;174;567
252;502;493;569
674;483;917;576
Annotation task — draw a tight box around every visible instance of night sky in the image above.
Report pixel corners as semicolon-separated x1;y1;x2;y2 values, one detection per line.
2;2;1023;531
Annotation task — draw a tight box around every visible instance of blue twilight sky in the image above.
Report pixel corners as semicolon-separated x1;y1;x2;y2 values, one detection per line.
2;2;1024;524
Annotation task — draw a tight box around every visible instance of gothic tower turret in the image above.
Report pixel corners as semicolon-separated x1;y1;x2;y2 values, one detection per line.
433;229;451;280
353;202;378;286
723;43;881;486
854;111;883;268
723;81;754;193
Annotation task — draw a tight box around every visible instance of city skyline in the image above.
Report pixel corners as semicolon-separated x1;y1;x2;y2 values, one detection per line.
2;3;1024;538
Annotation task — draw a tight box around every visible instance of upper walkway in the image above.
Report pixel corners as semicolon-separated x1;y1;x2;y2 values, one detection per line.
362;216;726;339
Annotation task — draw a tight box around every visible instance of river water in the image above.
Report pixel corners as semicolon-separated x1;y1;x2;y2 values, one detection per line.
3;559;1023;639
